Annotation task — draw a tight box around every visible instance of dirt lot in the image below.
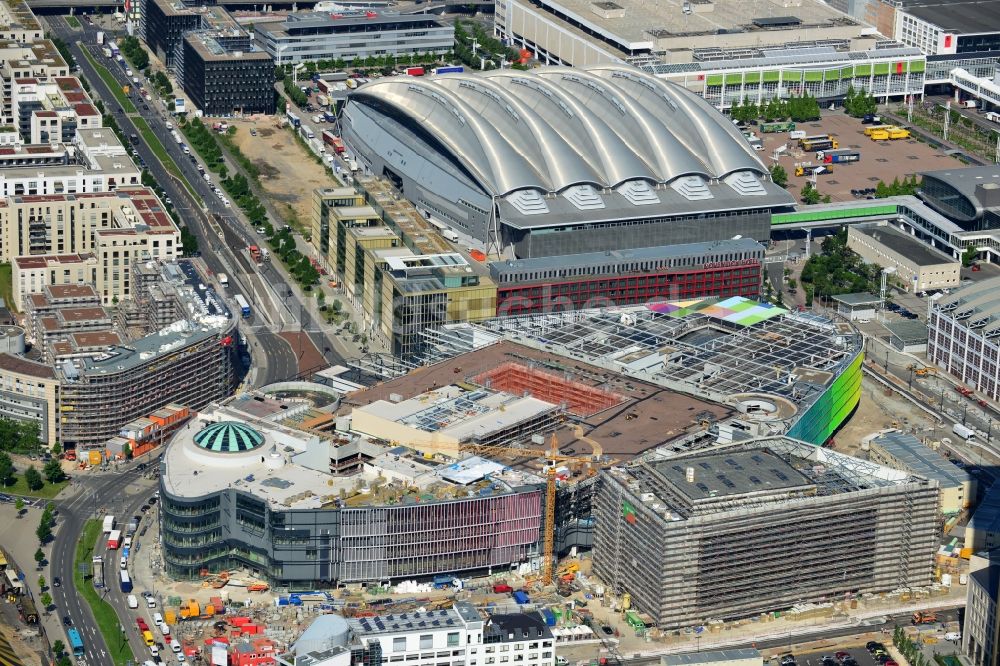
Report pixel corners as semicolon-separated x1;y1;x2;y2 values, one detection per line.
224;118;332;230
834;376;938;456
759;112;965;203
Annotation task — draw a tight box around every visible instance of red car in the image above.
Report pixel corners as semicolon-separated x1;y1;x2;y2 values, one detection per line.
835;654;851;662
136;618;149;632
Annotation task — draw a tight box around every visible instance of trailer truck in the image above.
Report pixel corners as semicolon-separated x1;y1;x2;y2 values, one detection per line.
801;138;839;151
760;121;796;133
107;530;122;549
92;556;104;588
819;149;860;164
102;515;116;533
217;273;228;288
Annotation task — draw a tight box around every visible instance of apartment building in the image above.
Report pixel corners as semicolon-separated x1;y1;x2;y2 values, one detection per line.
12;253;98;310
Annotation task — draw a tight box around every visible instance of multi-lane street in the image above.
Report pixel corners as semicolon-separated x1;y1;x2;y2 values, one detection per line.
46;15;344;386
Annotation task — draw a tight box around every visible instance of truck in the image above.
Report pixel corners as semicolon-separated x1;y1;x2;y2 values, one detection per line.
234;294;251;318
126;520;138;536
102;515;116;533
512;590;530;604
217;273;228;288
953;423;976;440
760;121;795;133
798;134;831;146
92;555;104;588
249;245;262;263
303;128;316;140
107;529;122;549
324;111;337;123
286;111;301;128
492;583;514;593
432;65;465;75
964;100;978;109
171;130;182;145
119;569;133;593
109;42;120;56
442;229;459;242
819;149;860;164
912;611;938;624
96;31;105;45
801;138;839;151
986;111;1000;124
102;47;112;58
405;66;425;76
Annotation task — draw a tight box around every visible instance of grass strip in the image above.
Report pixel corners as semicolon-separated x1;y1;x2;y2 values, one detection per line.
132;117;197;199
73;519;135;666
79;47;137;114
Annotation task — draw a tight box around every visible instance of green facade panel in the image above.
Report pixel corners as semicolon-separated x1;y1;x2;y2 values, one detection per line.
783;70;803;82
706;74;723;86
763;70;780;83
855;64;871;76
804;71;824;82
725;73;743;85
744;71;761;84
910;60;926;73
874;63;891;75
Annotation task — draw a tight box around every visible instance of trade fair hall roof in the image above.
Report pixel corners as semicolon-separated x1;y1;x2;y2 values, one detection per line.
349;65;767;197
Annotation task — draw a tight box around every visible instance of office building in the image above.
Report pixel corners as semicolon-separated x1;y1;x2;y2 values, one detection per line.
277;603;554;666
928;277;1000;403
159;400;544;585
894;1;1000;57
140;0;204;68
847;222;961;292
867;430;974;514
253;9;453;66
179;31;274;116
341;66;792;260
964;551;1000;666
593;437;939;629
0;259;238;448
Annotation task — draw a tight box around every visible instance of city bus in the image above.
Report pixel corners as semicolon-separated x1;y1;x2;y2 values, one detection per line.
68;628;84;657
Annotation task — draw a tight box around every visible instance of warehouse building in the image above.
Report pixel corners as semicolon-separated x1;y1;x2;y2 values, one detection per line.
867;430;974;514
253;9;453;66
491;239;765;315
494;0;867;67
593;437;939;629
928;277;1000;403
848;222;960;292
341;66;793;260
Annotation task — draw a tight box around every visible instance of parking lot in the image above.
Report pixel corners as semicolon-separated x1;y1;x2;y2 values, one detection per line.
756;112;964;203
791;645;886;666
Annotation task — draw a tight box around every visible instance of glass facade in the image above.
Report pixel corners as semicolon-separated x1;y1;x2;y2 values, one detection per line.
920;175;978;224
786;350;864;444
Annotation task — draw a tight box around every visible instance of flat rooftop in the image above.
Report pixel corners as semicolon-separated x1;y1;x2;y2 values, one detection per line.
654;450;814;502
871;431;971;490
344;340;732;459
853;224;957;267
901;0;1000;35
509;0;857;53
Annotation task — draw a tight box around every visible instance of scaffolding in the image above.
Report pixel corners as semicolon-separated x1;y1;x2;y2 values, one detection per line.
473;362;626;417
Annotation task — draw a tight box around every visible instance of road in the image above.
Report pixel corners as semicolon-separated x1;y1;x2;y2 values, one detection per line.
47;460;158;664
46;16;341;385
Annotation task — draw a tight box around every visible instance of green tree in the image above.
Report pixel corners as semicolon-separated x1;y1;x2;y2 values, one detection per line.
50;442;61;456
770;164;788;188
962;245;979;267
40;592;51;609
15;496;24;516
0;451;13;486
57;657;72;666
801;182;822;205
53;639;65;656
24;466;42;491
875;180;891;198
43;458;62;483
38;575;46;590
34;548;44;565
36;519;51;544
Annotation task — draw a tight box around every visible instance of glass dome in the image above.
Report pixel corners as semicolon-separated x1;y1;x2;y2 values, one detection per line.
193;421;265;453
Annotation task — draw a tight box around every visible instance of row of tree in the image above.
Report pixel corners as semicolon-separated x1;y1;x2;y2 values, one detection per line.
843;85;878;118
800;227;882;299
874;175;921;198
454;20;522;70
729;92;822;125
0;451;65;491
220;172;270;232
181;118;226;174
267;227;321;289
283;77;308;108
120;36;149;71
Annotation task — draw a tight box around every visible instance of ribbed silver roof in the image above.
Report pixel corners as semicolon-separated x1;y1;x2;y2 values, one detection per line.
348;65;767;197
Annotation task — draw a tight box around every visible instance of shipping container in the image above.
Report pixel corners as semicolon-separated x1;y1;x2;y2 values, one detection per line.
512;590;529;604
432;65;465;75
493;583;513;593
234;294;251;318
405;66;425;76
89;450;103;466
819;149;860;164
801;138;838;151
102;515;116;533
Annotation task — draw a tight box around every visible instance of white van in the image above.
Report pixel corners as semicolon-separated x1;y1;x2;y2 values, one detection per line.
120;556;127;569
161;622;171;637
146;596;156;609
123;536;133;548
127;595;139;609
153;612;164;628
170;639;182;654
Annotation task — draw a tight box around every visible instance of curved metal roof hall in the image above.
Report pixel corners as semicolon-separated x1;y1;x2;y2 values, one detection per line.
348;64;767;197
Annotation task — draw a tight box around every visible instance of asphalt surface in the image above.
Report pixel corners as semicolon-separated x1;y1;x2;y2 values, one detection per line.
47;15;341;386
47;460;158;664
